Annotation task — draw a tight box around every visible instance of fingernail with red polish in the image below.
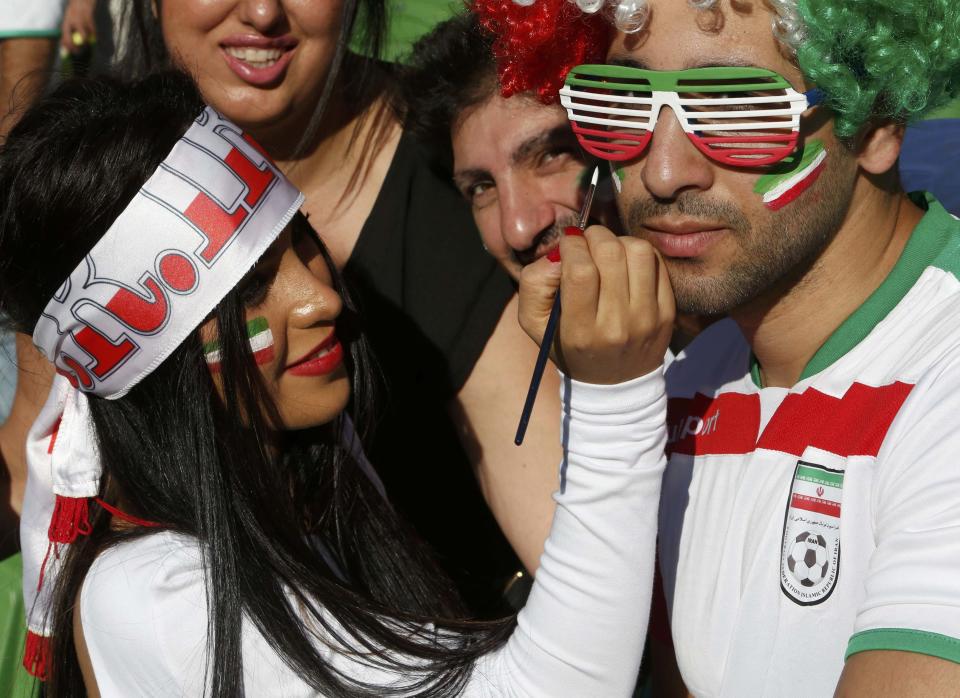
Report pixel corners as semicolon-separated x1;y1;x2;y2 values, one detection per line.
547;247;561;263
564;225;584;237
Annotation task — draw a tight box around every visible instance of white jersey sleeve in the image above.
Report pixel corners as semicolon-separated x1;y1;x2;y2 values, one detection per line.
80;369;667;697
850;353;960;661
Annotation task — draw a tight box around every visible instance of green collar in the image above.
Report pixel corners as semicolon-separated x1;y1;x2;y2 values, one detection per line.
751;192;957;388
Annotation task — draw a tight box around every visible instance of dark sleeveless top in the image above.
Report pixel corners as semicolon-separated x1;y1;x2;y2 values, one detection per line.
343;133;520;615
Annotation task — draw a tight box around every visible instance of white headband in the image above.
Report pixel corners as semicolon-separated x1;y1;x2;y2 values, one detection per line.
21;106;303;678
33;106;301;398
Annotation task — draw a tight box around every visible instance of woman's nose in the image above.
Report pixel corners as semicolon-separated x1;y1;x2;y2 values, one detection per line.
237;0;285;33
285;256;343;330
640;106;715;201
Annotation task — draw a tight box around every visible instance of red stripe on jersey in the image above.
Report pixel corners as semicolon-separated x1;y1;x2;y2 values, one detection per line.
758;381;913;457
790;493;841;517
667;392;760;456
667;381;914;458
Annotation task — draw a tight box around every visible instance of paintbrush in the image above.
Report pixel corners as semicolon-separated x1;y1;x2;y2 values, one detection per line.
515;166;600;446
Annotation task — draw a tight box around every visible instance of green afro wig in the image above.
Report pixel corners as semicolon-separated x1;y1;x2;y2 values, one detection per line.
790;0;960;138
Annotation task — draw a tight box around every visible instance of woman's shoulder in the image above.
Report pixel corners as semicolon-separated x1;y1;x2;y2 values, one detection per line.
80;531;209;694
80;532;321;696
82;531;206;627
85;530;203;590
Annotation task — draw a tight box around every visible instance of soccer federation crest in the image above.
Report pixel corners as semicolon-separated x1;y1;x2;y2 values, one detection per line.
780;461;843;605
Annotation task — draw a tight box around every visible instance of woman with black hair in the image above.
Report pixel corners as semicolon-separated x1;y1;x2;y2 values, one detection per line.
0;71;671;696
112;0;565;606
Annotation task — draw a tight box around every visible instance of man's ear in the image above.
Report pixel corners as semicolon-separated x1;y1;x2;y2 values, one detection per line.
856;122;906;175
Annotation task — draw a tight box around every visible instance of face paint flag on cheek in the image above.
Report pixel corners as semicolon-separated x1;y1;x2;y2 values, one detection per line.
204;316;275;372
753;140;828;211
20;106;304;679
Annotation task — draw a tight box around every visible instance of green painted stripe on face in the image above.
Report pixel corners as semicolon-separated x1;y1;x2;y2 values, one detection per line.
754;140;826;195
610;164;627;194
246;316;269;337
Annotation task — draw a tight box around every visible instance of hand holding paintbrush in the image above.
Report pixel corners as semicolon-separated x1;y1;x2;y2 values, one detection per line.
514;167;599;445
515;169;675;445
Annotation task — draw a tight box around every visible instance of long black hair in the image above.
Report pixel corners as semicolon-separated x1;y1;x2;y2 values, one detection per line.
0;71;512;697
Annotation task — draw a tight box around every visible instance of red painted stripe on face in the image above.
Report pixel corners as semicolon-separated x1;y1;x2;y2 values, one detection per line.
251;345;275;365
764;159;827;211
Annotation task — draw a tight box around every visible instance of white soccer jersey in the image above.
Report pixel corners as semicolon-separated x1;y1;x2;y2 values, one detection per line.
660;193;960;697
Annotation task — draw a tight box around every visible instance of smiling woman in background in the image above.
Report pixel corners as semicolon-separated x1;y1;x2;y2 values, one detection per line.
110;0;561;608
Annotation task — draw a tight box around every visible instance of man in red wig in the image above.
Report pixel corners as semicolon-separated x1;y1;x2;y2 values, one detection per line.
400;11;617;282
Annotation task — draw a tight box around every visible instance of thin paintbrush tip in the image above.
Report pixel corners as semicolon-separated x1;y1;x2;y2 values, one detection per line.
577;165;601;229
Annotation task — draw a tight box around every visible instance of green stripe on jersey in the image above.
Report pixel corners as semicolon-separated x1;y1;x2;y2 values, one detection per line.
795;465;844;487
847;628;960;664
751;193;960;387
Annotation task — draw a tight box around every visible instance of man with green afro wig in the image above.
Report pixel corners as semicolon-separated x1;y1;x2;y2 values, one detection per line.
477;0;960;694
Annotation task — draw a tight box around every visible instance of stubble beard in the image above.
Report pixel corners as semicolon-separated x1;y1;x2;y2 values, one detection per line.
623;164;854;317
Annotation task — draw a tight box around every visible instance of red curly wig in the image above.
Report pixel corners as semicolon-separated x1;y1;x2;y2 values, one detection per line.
472;0;612;103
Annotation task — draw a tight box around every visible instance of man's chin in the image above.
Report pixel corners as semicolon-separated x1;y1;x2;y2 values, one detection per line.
667;268;744;317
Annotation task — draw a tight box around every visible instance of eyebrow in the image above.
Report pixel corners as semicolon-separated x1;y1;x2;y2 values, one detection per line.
607;55;764;71
510;125;577;167
453;123;579;192
452;167;491;193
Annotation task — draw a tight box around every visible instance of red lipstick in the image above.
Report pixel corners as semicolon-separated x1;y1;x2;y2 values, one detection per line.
286;333;343;377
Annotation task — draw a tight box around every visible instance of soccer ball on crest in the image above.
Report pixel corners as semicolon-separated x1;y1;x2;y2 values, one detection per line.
787;532;829;587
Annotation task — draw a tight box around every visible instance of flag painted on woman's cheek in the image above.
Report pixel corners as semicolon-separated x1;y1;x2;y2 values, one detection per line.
204;316;275;372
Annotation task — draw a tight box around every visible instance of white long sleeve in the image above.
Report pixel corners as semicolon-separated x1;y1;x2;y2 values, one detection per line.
470;369;667;696
80;370;667;697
